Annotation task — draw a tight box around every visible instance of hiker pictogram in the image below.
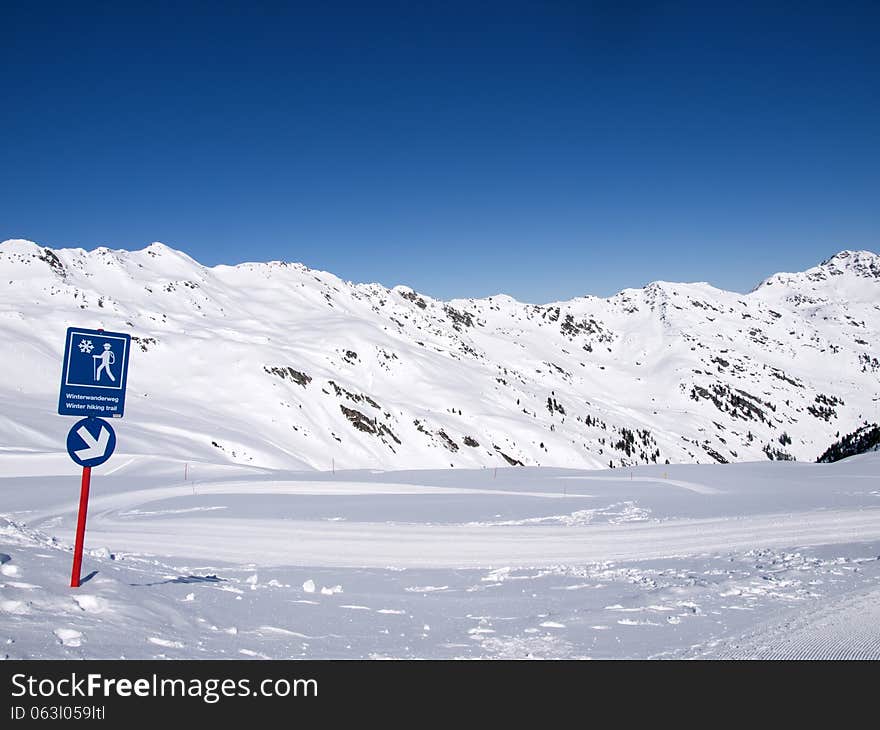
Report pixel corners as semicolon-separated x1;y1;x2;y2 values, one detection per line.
94;342;116;382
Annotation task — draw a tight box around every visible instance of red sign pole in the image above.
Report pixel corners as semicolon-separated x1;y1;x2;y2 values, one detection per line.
74;334;99;587
70;466;92;588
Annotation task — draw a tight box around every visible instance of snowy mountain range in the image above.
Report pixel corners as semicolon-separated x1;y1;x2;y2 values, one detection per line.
1;239;878;470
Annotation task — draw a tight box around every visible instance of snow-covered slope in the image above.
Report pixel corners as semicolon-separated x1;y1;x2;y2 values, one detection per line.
1;239;878;469
2;455;880;659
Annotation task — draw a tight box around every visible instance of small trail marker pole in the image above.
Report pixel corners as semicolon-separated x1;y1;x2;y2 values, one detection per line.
58;326;130;590
184;462;188;481
70;466;92;588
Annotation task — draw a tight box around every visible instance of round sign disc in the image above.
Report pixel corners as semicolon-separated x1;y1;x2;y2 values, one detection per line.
66;416;116;468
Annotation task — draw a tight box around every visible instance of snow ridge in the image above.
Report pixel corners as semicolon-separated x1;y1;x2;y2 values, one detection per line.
1;239;878;470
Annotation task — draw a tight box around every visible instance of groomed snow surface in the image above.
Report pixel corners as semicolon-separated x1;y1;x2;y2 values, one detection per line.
2;451;879;659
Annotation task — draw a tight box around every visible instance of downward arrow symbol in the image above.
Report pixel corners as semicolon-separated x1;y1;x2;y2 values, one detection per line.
74;424;110;460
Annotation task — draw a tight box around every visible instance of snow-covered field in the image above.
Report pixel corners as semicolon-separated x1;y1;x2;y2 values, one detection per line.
2;451;879;659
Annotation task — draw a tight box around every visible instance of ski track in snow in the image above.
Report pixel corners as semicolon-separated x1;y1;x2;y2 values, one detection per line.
557;474;721;495
52;508;880;568
20;470;876;569
25;480;595;526
695;585;880;660
18;468;880;570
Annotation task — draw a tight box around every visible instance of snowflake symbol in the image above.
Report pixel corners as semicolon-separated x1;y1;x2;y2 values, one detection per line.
78;339;94;354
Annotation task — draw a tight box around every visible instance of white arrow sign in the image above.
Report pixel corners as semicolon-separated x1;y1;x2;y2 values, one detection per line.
74;424;111;461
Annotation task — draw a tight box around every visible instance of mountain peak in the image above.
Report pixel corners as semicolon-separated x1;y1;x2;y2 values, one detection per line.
0;239;69;278
139;241;195;260
133;241;203;272
753;249;879;292
143;241;174;254
819;249;880;276
0;238;43;256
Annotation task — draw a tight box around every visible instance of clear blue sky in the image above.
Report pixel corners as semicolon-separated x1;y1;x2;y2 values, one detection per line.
2;1;878;302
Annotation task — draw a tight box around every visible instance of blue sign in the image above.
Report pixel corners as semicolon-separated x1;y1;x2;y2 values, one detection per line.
58;327;131;418
66;417;116;468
